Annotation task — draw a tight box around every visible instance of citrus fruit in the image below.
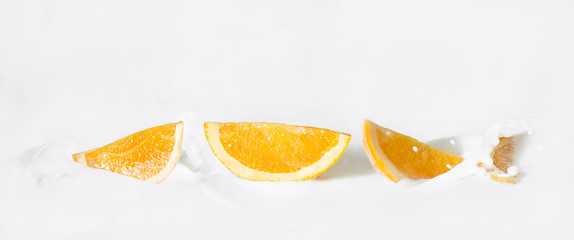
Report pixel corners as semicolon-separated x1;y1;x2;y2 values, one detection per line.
72;121;184;183
204;122;351;181
362;120;463;182
478;136;520;184
490;137;516;173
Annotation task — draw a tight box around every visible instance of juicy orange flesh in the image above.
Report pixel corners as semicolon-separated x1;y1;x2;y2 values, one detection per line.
81;123;177;180
218;123;339;173
374;126;463;179
490;137;516;173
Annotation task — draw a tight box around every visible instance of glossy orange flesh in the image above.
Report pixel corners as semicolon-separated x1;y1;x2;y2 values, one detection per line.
218;123;340;173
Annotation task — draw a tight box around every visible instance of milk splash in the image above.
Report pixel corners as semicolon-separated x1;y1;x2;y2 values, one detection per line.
395;118;532;188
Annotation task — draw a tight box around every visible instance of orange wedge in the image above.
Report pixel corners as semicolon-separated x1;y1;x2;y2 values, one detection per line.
204;122;351;181
72;122;184;183
478;137;520;184
362;120;463;182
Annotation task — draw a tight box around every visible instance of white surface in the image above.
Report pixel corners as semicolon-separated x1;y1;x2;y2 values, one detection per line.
1;1;574;239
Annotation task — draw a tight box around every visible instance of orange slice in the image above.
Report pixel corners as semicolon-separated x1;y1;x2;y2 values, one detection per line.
478;137;520;184
362;120;463;182
72;122;184;183
204;122;351;181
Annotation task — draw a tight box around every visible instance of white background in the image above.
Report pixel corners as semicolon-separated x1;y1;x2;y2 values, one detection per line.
1;0;573;239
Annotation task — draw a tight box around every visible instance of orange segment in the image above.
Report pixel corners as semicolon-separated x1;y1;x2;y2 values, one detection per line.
490;137;516;173
204;122;351;181
362;120;463;182
72;122;184;183
478;136;520;184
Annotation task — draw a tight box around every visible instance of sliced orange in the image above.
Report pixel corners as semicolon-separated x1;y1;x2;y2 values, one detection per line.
72;122;184;183
478;137;520;184
362;120;463;182
204;122;351;181
491;137;516;172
